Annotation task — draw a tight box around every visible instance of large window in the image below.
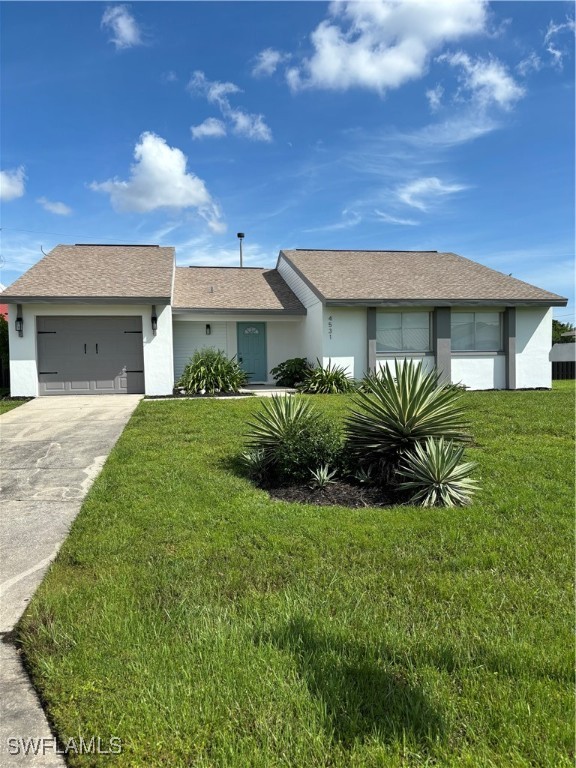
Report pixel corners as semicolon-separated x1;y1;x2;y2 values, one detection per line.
451;312;502;351
376;311;431;353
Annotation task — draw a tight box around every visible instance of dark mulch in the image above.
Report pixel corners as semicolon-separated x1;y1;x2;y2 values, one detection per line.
262;480;401;508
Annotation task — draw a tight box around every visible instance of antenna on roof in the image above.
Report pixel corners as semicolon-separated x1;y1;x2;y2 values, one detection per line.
41;245;48;256
237;232;244;268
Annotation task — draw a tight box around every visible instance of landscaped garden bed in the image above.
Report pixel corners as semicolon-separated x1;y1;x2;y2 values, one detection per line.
16;381;575;767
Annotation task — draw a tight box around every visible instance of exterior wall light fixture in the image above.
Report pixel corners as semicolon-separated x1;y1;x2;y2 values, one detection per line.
15;304;23;337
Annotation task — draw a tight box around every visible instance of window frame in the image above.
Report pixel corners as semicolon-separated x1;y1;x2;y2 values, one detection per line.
450;310;504;353
375;310;432;354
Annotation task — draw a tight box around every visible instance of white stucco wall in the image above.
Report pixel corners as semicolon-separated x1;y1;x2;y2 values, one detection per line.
277;256;323;364
451;355;506;390
376;355;436;376
172;315;303;383
7;303;174;397
550;342;576;362
516;307;552;388
322;306;367;379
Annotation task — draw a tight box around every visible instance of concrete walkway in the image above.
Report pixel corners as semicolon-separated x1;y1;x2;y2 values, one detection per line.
0;396;142;767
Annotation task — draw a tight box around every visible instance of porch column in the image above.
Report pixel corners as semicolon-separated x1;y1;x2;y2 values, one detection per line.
504;307;516;390
433;307;451;384
367;307;377;373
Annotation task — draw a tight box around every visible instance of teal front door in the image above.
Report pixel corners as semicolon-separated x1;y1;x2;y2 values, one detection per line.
237;323;267;382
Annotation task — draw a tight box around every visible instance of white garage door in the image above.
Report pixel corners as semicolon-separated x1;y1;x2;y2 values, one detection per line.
37;316;145;395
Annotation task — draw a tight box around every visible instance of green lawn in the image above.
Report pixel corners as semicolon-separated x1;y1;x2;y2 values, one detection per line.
0;387;29;414
19;383;574;767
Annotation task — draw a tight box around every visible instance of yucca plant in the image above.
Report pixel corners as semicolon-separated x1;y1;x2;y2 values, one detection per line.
346;359;470;479
299;359;355;394
309;464;338;490
397;437;478;507
245;395;343;482
177;348;247;394
238;448;269;482
246;395;314;453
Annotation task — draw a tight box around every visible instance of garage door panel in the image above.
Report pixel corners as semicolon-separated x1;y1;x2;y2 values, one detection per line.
37;316;144;395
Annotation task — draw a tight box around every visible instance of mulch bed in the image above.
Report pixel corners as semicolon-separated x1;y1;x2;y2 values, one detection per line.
262;480;401;508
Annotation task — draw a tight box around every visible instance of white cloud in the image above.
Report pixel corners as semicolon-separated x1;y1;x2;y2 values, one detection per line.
228;110;272;142
426;84;444;111
101;5;143;50
287;0;488;93
0;166;25;201
439;51;524;110
90;132;225;232
37;197;72;215
375;210;419;226
188;71;240;108
188;70;272;142
396;176;468;211
516;52;542;77
252;48;289;77
544;17;575;69
303;209;361;232
191;118;227;140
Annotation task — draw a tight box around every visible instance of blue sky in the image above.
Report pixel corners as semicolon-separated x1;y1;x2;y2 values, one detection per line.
1;1;574;319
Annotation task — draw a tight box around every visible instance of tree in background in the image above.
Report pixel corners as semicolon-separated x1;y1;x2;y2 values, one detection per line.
552;319;574;344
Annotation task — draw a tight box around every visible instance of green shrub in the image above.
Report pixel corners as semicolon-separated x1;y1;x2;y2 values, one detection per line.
270;357;312;387
346;359;470;481
397;437;478;507
177;348;247;394
299;359;355;394
245;395;344;482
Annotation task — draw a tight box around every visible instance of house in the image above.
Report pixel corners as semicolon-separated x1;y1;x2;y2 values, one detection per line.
0;244;567;396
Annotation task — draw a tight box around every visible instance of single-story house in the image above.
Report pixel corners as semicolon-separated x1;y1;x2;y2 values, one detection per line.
0;244;567;396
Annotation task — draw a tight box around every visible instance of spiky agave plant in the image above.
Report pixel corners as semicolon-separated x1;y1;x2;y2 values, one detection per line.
397;437;478;507
346;359;470;479
245;395;314;455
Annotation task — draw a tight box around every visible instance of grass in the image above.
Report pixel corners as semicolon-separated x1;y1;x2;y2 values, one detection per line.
0;387;29;414
18;383;574;767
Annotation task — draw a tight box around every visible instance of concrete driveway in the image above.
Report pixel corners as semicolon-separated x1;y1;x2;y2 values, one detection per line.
0;395;142;767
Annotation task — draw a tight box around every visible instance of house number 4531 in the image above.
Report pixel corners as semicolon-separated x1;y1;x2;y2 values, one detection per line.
328;315;333;339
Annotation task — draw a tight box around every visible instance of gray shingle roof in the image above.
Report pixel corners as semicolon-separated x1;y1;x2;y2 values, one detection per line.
1;244;175;301
173;267;306;313
280;250;567;306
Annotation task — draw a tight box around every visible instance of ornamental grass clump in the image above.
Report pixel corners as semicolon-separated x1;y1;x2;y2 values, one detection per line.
299;359;356;394
346;359;471;483
397;437;478;507
177;348;247;394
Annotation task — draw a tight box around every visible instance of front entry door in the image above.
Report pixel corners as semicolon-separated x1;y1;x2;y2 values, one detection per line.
237;323;267;382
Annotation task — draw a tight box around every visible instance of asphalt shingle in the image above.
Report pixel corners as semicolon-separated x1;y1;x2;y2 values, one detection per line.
280;249;567;305
0;244;175;300
173;267;306;312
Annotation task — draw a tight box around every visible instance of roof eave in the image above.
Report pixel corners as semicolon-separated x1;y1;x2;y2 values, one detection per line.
172;306;307;316
324;297;568;307
277;251;326;303
0;295;172;304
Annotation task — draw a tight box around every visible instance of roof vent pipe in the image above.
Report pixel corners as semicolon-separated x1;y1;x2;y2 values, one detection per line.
237;232;244;268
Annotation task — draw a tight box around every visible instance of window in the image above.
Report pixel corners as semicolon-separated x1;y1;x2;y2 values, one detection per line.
376;311;431;353
451;312;502;351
